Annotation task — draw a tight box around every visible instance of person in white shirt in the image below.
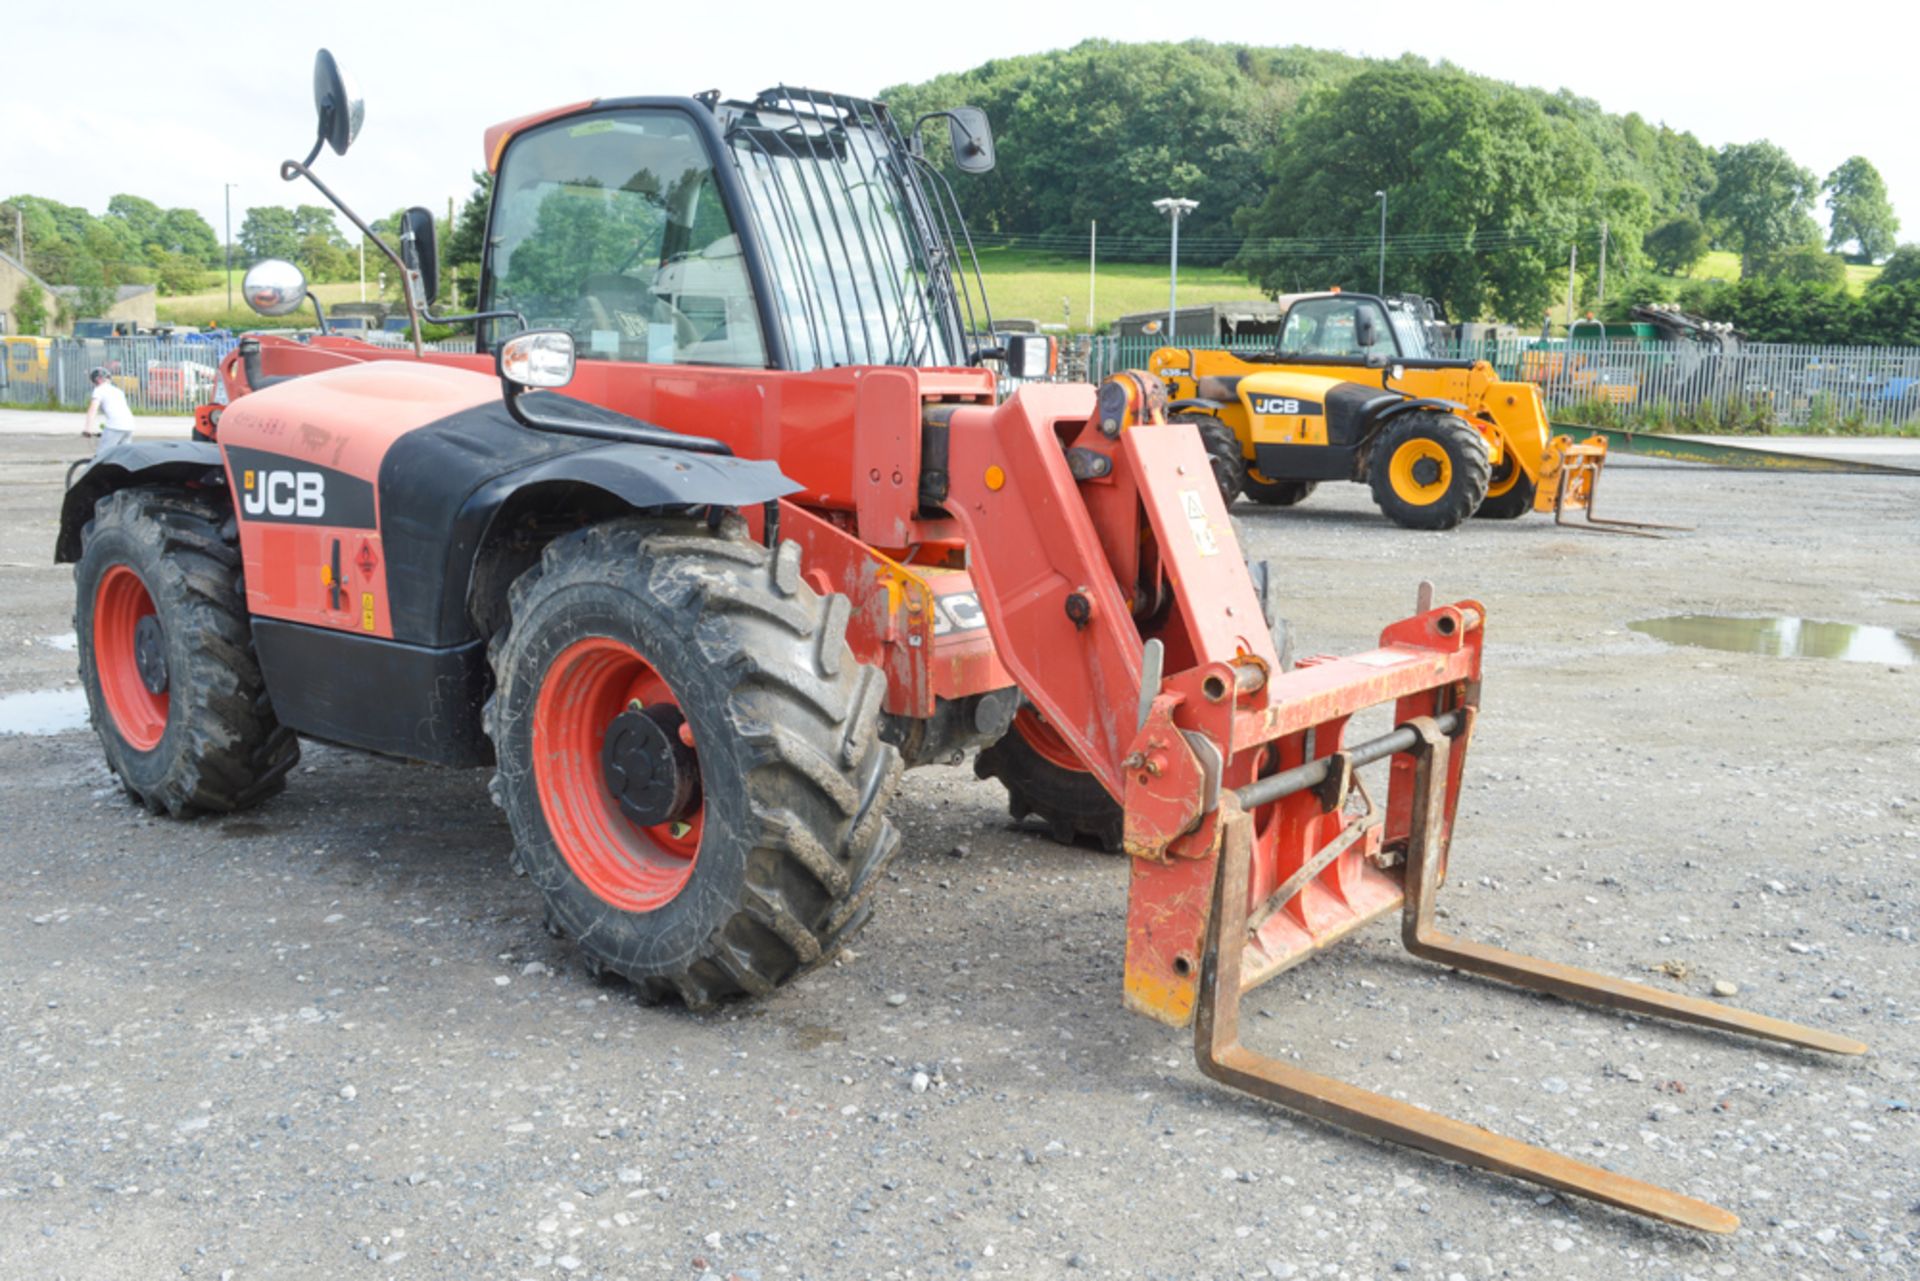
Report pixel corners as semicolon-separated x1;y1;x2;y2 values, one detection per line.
84;367;136;450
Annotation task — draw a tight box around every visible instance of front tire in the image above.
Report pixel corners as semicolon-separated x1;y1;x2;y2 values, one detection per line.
485;518;903;1007
975;708;1123;852
1474;453;1535;520
1243;469;1317;507
74;487;298;815
1367;412;1492;531
1173;414;1246;508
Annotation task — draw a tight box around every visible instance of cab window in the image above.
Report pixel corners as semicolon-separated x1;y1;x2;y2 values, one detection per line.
1277;298;1396;358
486;110;767;367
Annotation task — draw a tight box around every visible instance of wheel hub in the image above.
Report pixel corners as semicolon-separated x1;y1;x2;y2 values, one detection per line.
133;614;169;695
599;703;698;827
1411;457;1442;487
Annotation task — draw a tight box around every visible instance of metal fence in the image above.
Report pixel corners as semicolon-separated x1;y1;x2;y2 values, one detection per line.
0;334;479;415
1085;334;1920;431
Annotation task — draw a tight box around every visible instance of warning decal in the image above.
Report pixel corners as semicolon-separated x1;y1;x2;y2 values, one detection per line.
1179;489;1220;557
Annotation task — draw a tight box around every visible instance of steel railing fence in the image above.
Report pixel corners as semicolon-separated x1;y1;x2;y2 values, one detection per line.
1084;333;1920;431
0;334;481;414
10;329;1917;431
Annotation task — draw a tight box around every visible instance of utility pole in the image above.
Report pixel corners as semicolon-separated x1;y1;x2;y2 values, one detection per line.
1597;219;1609;306
1375;190;1388;295
1152;197;1198;339
359;237;367;303
1087;220;1097;331
224;183;239;315
1564;240;1578;337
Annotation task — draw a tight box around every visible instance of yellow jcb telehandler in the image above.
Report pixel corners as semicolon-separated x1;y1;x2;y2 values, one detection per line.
1151;292;1670;534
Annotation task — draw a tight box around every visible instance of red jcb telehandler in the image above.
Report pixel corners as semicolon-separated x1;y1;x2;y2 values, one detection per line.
56;51;1863;1233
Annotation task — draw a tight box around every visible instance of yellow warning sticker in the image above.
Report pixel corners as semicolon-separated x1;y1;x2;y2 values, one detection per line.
1179;488;1219;557
243;469;255;490
360;593;376;632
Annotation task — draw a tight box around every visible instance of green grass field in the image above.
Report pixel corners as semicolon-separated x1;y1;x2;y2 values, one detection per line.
970;247;1262;331
158;271;379;329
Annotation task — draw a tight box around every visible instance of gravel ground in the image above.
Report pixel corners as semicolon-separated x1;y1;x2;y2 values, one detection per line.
1;430;1916;1280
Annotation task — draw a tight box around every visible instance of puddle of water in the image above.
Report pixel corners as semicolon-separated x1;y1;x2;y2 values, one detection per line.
792;1024;847;1051
1630;615;1917;666
0;687;91;736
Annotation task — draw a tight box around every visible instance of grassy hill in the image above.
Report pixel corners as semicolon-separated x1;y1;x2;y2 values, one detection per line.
972;247;1263;331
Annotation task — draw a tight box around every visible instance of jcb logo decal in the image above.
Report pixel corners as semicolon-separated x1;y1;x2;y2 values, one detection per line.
1249;395;1321;417
242;469;327;519
225;446;377;528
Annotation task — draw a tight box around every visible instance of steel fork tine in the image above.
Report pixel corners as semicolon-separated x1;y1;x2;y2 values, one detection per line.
1396;719;1865;1057
1195;801;1741;1234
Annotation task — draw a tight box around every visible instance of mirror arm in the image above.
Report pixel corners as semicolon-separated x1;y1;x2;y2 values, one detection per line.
279;156;425;357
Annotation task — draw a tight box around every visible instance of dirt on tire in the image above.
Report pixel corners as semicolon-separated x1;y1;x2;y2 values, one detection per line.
73;485;299;815
484;517;903;1007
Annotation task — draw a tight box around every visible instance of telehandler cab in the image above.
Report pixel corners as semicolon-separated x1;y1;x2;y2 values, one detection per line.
56;50;1854;1232
1151;291;1678;535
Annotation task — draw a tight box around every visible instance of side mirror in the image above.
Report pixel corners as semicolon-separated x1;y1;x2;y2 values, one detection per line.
1354;311;1379;349
1003;333;1056;380
400;206;439;303
498;330;576;390
241;259;310;317
312;49;365;156
947;107;995;174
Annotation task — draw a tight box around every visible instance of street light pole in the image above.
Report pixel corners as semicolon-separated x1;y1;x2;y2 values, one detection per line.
1152;196;1198;339
1374;190;1387;296
224;183;239;315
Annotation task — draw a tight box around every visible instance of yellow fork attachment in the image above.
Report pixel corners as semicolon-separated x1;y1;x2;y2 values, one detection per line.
1551;435;1692;538
1194;717;1865;1235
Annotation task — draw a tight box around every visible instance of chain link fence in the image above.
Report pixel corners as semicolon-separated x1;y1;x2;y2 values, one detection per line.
1085;333;1920;432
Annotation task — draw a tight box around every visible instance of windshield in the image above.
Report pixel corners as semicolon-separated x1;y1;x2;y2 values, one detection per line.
719;88;982;370
1386;306;1430;358
486;109;768;367
1278;298;1397;359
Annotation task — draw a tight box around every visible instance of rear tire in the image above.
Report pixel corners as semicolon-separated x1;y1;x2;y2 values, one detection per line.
1475;454;1535;519
1172;414;1246;508
1367;412;1491;531
975;708;1123;852
73;487;298;816
1243;470;1317;507
485;517;903;1007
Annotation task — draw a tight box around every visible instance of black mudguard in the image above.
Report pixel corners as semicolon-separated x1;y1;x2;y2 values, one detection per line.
377;400;800;645
55;439;227;563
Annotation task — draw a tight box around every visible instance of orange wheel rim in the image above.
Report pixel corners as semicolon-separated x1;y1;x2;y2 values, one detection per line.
93;565;169;751
531;636;703;912
1012;707;1088;773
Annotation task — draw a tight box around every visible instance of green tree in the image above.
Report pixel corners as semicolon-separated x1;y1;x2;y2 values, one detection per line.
1231;66;1597;320
1644;216;1710;275
293;204;348;248
157;208;221;266
444;171;493;277
297;232;352;282
239;206;299;263
1823;156;1898;262
106;193;166;257
11;280;48;334
1755;242;1847;286
1702;141;1819;278
150;250;206;295
1871;243;1920;290
884;40;1369;263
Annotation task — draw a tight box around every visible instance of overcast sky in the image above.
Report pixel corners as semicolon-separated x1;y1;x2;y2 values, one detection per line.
5;2;1909;253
